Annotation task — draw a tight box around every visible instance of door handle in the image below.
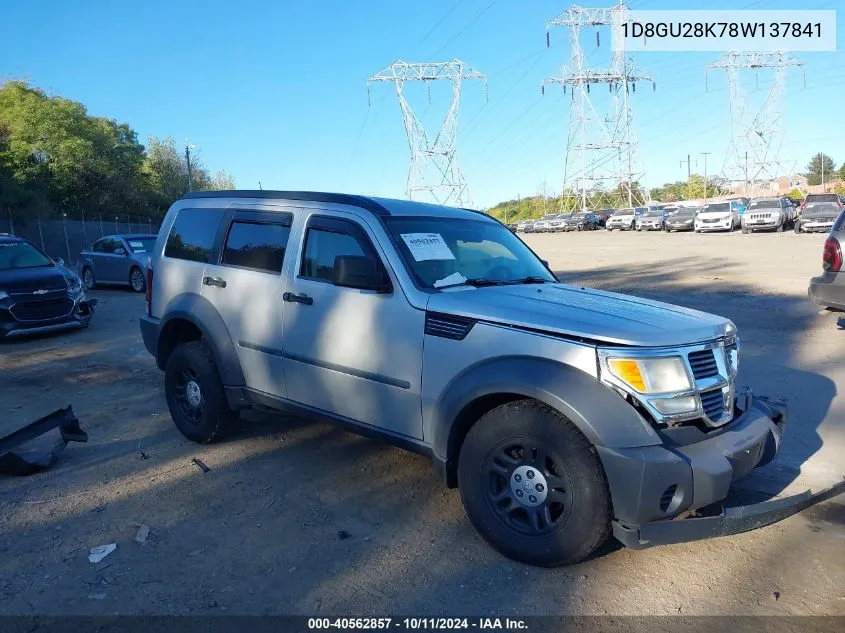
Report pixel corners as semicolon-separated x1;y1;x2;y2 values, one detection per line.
203;276;227;288
283;292;313;306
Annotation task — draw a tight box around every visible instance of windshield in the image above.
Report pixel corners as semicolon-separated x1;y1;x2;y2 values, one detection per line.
615;208;635;217
569;213;586;220
0;240;54;270
384;217;556;290
644;211;662;217
749;199;780;209
125;237;156;253
541;214;556;220
807;194;839;203
703;203;730;213
554;213;569;219
672;208;696;218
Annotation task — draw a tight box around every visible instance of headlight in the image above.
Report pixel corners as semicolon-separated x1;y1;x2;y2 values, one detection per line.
0;290;8;300
65;274;82;293
606;356;692;394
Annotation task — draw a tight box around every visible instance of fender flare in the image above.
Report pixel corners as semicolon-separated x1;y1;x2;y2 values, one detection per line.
429;356;661;485
157;293;245;386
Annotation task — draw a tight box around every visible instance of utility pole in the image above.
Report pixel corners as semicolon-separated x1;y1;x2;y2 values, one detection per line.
821;157;825;191
543;3;654;211
701;152;712;205
185;143;194;192
367;60;487;208
680;154;696;199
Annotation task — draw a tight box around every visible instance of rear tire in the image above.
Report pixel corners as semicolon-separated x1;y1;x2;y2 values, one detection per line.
129;266;146;293
794;222;802;234
457;400;611;567
165;340;239;443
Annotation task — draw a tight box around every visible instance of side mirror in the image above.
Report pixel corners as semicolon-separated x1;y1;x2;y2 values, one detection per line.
541;259;550;269
53;257;65;266
332;255;391;293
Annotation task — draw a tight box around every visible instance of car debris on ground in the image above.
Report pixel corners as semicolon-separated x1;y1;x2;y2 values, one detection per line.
88;543;117;564
0;406;87;476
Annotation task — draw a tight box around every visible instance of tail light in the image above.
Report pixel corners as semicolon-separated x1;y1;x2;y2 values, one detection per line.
145;266;154;316
822;237;842;272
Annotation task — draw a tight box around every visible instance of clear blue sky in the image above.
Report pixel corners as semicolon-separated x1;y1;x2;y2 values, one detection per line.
1;0;842;208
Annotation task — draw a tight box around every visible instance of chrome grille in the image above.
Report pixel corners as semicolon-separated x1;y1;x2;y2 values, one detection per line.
688;349;718;379
748;213;773;220
700;389;725;421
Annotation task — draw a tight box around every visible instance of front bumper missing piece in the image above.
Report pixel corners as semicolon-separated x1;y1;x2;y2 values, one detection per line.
613;391;845;549
0;406;87;476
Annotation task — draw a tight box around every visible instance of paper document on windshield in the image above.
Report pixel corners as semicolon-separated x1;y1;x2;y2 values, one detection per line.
400;233;455;261
433;272;467;288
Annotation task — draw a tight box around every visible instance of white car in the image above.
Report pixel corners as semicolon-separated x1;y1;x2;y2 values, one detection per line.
695;201;742;233
605;208;638;231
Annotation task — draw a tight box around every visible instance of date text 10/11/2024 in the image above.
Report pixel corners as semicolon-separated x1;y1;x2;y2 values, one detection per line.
307;618;528;630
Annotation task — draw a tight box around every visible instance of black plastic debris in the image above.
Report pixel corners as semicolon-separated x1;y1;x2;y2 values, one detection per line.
191;458;210;473
0;406;87;476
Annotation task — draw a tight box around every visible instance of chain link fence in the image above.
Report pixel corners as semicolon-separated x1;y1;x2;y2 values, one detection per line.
0;211;162;266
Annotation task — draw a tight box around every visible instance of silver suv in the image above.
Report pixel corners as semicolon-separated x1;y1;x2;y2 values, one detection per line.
139;191;833;566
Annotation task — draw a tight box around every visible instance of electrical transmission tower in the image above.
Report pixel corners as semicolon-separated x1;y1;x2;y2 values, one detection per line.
707;51;805;197
543;3;654;211
368;59;486;208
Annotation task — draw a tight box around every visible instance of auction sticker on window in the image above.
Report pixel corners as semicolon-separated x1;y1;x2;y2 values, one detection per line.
400;233;455;261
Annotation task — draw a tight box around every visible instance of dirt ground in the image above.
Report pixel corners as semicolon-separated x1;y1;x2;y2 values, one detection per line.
0;229;843;616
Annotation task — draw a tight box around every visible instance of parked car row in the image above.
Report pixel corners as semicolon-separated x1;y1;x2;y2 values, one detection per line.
508;194;844;236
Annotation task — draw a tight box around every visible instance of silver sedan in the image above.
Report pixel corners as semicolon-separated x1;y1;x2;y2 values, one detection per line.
78;234;156;292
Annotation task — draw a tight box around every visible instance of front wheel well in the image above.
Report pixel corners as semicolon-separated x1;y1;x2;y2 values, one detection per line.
157;318;203;370
444;393;534;488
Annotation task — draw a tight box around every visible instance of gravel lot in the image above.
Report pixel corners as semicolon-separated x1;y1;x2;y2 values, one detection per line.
0;228;842;616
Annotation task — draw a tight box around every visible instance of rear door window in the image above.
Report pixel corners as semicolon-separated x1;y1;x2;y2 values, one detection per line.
164;208;225;263
221;221;290;274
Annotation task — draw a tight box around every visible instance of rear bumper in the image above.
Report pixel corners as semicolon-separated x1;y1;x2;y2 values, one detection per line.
809;271;845;310
139;314;160;360
596;394;831;547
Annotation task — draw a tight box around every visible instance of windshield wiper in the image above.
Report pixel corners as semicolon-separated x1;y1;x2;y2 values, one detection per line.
506;276;549;285
436;277;507;289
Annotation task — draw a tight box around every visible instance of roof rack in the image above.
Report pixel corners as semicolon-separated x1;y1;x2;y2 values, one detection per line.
182;190;391;216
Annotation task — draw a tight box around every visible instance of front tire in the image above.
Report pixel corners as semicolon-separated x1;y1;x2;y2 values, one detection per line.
457;400;611;567
165;340;239;443
794;222;802;234
82;267;96;291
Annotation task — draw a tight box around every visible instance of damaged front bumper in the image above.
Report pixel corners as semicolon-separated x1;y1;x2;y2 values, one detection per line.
600;393;845;549
0;295;96;340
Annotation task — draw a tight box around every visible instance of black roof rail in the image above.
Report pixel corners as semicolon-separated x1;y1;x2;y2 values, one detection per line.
182;190;391;216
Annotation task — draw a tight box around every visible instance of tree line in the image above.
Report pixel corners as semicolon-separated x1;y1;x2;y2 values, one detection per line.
0;81;234;223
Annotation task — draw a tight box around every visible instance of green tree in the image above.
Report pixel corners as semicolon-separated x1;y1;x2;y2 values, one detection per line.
806;152;836;186
839;163;845;181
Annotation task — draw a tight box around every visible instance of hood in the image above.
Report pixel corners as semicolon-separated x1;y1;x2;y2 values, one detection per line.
427;283;734;347
0;265;67;294
667;216;694;223
609;214;634;221
564;217;585;224
803;210;838;220
698;210;731;219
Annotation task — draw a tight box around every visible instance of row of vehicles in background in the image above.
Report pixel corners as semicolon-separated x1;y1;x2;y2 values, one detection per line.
508;193;845;236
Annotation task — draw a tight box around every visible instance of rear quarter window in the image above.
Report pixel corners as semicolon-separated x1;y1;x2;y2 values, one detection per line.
164;208;225;263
